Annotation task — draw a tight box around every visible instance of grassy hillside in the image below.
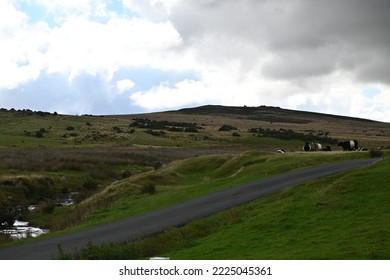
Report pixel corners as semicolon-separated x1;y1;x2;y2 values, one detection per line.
52;151;367;230
167;155;390;260
59;152;389;260
1;106;389;259
2;106;390;149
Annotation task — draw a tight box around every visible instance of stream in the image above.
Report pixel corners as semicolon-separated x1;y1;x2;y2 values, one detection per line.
0;193;78;240
0;220;50;240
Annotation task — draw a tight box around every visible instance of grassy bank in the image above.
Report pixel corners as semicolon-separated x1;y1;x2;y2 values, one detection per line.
59;152;389;260
52;151;367;230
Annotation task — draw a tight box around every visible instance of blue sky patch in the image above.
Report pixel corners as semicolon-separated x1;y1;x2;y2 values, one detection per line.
362;87;380;99
15;1;58;27
113;67;198;93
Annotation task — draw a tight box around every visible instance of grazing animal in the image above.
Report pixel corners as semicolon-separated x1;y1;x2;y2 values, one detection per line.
303;142;322;152
303;142;311;152
338;140;358;151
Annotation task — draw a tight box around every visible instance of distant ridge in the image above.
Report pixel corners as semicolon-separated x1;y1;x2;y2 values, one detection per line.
175;105;380;124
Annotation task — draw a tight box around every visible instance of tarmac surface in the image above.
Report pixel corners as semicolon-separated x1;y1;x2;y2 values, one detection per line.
0;157;379;259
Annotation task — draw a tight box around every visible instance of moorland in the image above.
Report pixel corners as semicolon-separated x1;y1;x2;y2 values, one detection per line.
0;105;389;259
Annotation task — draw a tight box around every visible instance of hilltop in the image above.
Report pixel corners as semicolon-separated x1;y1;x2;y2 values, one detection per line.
119;105;390;148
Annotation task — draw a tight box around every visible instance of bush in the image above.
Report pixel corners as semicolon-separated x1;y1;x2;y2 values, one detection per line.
35;130;44;138
83;178;98;190
121;170;132;179
0;204;16;228
145;130;166;137
140;184;156;195
184;126;198;133
38;200;55;214
369;149;384;158
113;126;123;133
0;200;26;227
66;126;75;131
219;125;237;131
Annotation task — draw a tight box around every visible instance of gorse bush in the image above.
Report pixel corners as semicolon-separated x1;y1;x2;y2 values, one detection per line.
218;124;237;131
249;127;338;144
130;118;202;132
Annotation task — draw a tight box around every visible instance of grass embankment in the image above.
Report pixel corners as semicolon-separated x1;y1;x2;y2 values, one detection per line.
52;151;365;230
57;151;389;259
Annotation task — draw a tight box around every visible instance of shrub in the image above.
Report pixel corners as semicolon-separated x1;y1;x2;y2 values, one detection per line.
219;124;237;131
369;149;384;158
0;233;12;244
66;126;75;131
38;200;55;214
140;184;156;195
184;127;198;133
35;128;47;138
83;178;98;190
121;170;132;179
0;203;16;228
145;130;166;137
113;126;123;133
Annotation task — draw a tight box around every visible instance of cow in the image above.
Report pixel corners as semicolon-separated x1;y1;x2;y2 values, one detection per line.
303;142;322;152
338;140;358;151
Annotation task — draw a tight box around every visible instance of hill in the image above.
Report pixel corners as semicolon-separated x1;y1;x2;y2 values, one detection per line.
1;105;389;150
120;105;390;148
0;105;389;259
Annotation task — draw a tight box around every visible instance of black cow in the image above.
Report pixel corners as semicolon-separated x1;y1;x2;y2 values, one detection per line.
338;140;358;151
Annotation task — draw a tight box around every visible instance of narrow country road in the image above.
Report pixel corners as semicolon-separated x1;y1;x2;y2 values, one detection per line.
0;158;379;260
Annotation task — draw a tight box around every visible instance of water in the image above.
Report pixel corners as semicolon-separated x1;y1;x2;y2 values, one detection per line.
0;192;78;240
0;220;50;240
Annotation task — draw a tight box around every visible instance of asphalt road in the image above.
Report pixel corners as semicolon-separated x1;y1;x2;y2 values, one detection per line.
0;157;379;259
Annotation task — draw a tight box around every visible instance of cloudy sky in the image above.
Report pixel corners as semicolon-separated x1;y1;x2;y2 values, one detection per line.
1;0;389;121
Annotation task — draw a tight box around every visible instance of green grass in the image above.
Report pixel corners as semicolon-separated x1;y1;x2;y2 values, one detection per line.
165;157;390;259
1;109;388;259
75;152;366;227
60;153;389;260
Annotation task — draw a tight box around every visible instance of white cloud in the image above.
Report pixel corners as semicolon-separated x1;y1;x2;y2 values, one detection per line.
0;0;27;29
1;10;183;86
0;2;50;89
33;0;108;21
122;0;180;19
116;79;135;94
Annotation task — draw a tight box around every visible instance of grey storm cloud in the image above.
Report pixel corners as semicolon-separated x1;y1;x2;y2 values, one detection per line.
169;0;390;83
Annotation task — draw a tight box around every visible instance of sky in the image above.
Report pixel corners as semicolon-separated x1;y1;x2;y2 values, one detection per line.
1;0;390;122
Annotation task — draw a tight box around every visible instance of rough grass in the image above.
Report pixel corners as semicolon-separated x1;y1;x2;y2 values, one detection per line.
2;108;390;149
59;154;389;260
165;157;390;260
48;151;368;237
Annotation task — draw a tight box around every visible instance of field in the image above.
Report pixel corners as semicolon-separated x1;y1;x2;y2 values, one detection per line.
0;106;389;259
